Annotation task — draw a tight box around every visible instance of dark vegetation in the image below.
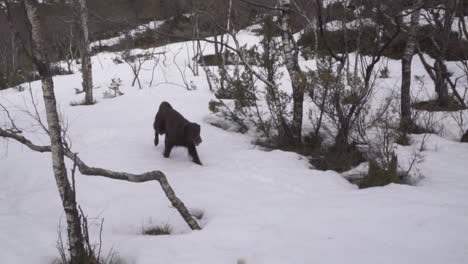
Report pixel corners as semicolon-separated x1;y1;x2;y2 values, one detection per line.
0;0;265;89
142;223;173;236
359;155;400;188
0;0;158;89
297;5;468;61
206;0;468;189
412;99;467;112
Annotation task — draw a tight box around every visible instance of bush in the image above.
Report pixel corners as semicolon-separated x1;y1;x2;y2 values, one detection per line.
53;212;124;264
103;77;124;99
359;155;400;188
379;66;390;78
208;15;293;147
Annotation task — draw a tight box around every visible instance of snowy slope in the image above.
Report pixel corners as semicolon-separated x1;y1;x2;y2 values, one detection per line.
1;29;468;264
90;19;165;48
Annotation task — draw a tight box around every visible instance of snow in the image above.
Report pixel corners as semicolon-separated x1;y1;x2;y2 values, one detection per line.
326;8;468;40
325;18;375;31
1;28;468;264
90;19;166;48
90;13;196;49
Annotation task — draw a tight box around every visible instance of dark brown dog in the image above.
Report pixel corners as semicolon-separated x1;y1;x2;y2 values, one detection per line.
153;101;203;165
461;129;468;143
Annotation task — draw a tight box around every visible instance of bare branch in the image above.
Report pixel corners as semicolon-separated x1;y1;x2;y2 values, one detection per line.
0;103;21;134
0;127;51;152
0;126;201;230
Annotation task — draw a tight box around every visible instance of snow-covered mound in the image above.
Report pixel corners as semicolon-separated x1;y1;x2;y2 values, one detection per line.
1;29;468;264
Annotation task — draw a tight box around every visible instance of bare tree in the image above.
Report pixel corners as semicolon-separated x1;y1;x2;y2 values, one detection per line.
1;1;202;262
23;0;86;262
279;0;305;145
400;0;423;133
55;24;79;74
417;0;460;108
74;0;94;104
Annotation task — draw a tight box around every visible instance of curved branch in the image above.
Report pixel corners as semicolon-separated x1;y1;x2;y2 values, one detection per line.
0;127;201;230
0;128;51;152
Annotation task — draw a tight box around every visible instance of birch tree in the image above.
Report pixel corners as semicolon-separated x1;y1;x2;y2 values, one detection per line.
279;0;304;145
400;0;423;133
1;1;202;262
23;0;87;262
74;0;94;104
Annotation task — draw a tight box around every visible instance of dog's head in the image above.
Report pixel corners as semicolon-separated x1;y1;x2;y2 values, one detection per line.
184;123;202;146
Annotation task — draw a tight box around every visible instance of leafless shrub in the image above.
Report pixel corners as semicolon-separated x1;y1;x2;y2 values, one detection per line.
54;218;124;264
399;109;438;185
103;77;124;99
171;46;197;91
365;98;400;171
119;35;161;89
449;110;468;138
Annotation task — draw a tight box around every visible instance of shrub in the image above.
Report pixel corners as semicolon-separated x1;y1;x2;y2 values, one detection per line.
379;66;390;78
142;223;172;236
103;77;124;99
359;155;400;188
208;15;295;148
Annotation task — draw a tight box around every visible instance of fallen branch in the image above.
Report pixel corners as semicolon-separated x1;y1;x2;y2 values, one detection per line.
0;127;201;230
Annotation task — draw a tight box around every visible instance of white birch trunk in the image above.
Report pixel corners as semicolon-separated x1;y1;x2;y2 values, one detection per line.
280;0;304;145
400;0;422;132
23;1;86;262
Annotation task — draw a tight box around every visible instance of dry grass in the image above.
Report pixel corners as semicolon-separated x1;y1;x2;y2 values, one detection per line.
142;223;172;236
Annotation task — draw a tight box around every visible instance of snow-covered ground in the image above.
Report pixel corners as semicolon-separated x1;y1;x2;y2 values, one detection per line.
1;28;468;264
90;19;165;48
325;8;468;40
90;13;194;49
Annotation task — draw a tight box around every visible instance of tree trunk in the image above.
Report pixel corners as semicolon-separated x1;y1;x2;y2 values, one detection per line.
75;0;93;104
280;0;304;145
334;128;350;153
23;1;86;262
400;0;422;133
434;59;450;107
11;31;16;73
